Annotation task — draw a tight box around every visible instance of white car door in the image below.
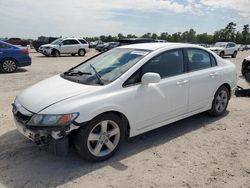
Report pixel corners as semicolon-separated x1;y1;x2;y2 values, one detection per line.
186;48;222;112
123;49;189;131
59;40;72;54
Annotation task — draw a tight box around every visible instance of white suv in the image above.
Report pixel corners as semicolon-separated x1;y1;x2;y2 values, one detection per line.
39;38;89;57
209;42;238;58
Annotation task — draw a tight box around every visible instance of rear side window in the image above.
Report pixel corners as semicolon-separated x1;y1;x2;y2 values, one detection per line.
62;40;79;45
187;49;215;71
79;39;87;44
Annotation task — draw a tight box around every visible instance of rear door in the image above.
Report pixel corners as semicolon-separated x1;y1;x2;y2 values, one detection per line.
186;48;222;112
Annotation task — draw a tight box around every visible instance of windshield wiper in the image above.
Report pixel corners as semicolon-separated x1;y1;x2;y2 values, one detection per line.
89;64;104;85
64;70;91;76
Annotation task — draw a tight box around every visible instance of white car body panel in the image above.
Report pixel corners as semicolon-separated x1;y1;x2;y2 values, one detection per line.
16;43;237;138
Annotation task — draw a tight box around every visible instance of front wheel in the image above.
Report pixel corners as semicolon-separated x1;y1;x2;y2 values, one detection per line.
208;86;229;117
74;113;125;161
219;51;224;57
52;49;60;57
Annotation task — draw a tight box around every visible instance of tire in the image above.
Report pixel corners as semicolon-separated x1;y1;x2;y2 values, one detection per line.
241;63;247;76
219;51;224;57
71;54;75;56
74;113;125;161
232;51;237;58
78;49;86;56
52;49;60;57
0;58;17;73
208;86;229;117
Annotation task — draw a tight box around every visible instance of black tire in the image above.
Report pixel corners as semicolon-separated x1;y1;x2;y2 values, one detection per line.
232;51;237;58
74;113;125;162
208;86;229;117
241;61;247;76
71;54;76;56
219;51;224;57
0;58;17;73
52;49;60;57
78;49;86;56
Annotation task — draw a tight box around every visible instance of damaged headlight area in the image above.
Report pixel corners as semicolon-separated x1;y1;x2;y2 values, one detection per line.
27;113;79;126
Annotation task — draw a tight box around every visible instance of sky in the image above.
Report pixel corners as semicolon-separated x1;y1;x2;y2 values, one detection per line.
0;0;250;39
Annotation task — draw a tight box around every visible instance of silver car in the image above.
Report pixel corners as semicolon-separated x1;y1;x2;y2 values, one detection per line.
39;38;89;57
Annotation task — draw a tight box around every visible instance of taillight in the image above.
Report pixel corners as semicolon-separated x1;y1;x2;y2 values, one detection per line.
20;49;29;54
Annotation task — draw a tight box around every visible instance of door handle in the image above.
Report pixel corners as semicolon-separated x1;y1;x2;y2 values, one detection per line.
176;79;189;85
209;72;218;77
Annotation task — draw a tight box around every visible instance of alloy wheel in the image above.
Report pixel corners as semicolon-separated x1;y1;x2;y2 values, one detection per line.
87;120;120;157
2;59;17;73
215;90;228;113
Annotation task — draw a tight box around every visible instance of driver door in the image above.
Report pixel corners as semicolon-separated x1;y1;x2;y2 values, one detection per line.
122;49;189;132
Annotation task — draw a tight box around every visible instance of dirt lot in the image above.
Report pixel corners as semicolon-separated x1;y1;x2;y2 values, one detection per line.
0;49;250;188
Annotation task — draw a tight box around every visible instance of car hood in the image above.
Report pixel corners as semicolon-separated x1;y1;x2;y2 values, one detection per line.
17;75;102;113
209;47;224;51
40;44;57;48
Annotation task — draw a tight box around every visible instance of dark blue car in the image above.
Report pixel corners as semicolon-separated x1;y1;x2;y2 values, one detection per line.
0;40;31;73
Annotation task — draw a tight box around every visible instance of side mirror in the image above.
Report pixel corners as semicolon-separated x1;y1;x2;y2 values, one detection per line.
59;43;62;46
141;72;161;85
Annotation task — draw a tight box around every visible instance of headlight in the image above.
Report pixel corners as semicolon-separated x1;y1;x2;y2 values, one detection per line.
45;46;51;49
27;113;79;126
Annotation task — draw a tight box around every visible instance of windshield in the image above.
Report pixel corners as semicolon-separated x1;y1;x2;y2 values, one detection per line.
51;38;63;45
214;42;226;47
62;48;150;85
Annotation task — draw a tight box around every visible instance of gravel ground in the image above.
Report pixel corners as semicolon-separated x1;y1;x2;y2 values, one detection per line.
0;49;249;188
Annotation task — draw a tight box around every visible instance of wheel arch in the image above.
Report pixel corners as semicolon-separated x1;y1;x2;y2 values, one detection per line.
0;57;17;63
217;83;231;99
76;110;131;138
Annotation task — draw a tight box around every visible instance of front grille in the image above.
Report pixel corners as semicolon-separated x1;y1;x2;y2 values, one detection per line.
15;111;31;124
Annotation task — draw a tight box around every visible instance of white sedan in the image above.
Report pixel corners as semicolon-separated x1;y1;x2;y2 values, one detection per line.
12;43;237;161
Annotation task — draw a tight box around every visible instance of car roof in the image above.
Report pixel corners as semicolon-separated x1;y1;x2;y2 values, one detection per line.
118;42;202;51
62;38;85;40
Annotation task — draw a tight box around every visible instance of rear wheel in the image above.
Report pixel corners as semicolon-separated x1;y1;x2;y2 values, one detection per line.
232;51;237;58
208;86;229;117
74;113;124;161
78;49;86;56
0;58;17;73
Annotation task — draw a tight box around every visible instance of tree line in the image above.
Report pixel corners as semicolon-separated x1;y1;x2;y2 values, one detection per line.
85;22;250;44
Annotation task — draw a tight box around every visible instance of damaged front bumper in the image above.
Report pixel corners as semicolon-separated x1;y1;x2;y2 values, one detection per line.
12;103;80;155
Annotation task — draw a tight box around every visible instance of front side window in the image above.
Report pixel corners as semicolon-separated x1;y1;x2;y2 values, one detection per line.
62;48;150;85
123;49;184;86
187;49;213;71
142;49;184;78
